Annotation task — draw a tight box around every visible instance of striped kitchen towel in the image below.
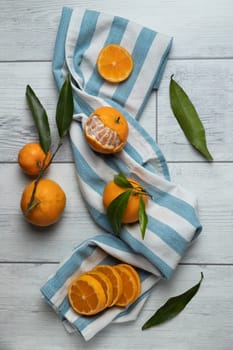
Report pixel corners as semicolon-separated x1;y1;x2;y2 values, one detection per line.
40;7;202;341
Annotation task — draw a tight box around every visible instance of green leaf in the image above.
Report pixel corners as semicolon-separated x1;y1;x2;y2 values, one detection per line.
114;173;133;188
26;85;51;154
169;75;213;161
139;197;148;239
107;190;132;235
56;75;74;139
142;272;204;330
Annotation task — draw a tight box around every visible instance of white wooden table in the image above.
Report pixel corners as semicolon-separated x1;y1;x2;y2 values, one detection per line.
1;1;233;349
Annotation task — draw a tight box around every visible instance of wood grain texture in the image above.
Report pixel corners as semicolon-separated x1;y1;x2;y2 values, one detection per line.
0;62;156;162
1;0;233;349
1;163;232;264
158;59;233;161
1;60;233;162
0;264;232;350
1;0;233;60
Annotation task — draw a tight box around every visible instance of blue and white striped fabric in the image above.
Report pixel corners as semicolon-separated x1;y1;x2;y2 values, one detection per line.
41;7;202;341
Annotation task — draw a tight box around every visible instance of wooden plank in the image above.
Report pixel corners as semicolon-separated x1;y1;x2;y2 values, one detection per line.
0;263;232;349
1;59;233;163
1;162;232;264
1;0;233;60
0;62;156;162
158;58;233;161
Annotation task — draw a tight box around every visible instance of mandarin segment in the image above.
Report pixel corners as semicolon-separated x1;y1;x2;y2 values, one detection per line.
84;106;128;154
97;44;134;83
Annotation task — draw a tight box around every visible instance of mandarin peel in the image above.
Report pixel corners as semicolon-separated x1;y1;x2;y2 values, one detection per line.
84;106;128;154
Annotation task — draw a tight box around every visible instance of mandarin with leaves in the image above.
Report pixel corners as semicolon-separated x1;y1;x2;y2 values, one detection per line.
18;142;51;176
103;173;150;238
84;106;128;154
20;178;66;227
103;174;148;223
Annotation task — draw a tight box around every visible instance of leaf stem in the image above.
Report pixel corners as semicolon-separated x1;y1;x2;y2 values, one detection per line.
25;139;63;215
132;187;153;199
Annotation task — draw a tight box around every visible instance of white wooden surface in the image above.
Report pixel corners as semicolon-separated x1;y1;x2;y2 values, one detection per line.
1;1;233;349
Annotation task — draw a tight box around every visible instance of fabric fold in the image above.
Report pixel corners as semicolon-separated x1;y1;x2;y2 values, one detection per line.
40;6;202;341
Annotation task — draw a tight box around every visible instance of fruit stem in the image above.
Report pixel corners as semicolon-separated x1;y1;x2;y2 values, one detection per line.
25;199;40;215
25;139;63;215
115;116;121;123
133;187;153;199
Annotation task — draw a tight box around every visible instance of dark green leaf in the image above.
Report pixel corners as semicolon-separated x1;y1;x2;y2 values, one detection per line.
56;75;74;139
114;173;133;189
169;75;213;161
107;190;132;235
139;197;148;239
142;272;204;330
26;85;51;154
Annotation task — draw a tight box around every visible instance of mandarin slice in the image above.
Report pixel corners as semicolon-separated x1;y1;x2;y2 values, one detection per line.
93;264;123;307
97;44;134;83
87;271;114;307
114;265;140;307
68;274;107;316
117;264;141;295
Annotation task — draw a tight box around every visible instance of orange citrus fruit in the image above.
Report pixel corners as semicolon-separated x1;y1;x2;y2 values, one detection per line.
117;264;141;295
103;178;148;224
18;142;51;176
93;265;123;307
114;264;141;307
68;274;107;316
97;44;134;83
86;271;114;307
67;263;141;316
20;178;66;227
84;106;128;154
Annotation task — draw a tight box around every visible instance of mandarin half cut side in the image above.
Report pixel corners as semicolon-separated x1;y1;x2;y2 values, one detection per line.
97;44;134;83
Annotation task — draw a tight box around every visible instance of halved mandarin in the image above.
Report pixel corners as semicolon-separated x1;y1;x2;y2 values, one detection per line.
114;264;141;307
97;44;134;83
84;106;128;154
87;271;114;307
68;274;107;316
93;264;123;307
